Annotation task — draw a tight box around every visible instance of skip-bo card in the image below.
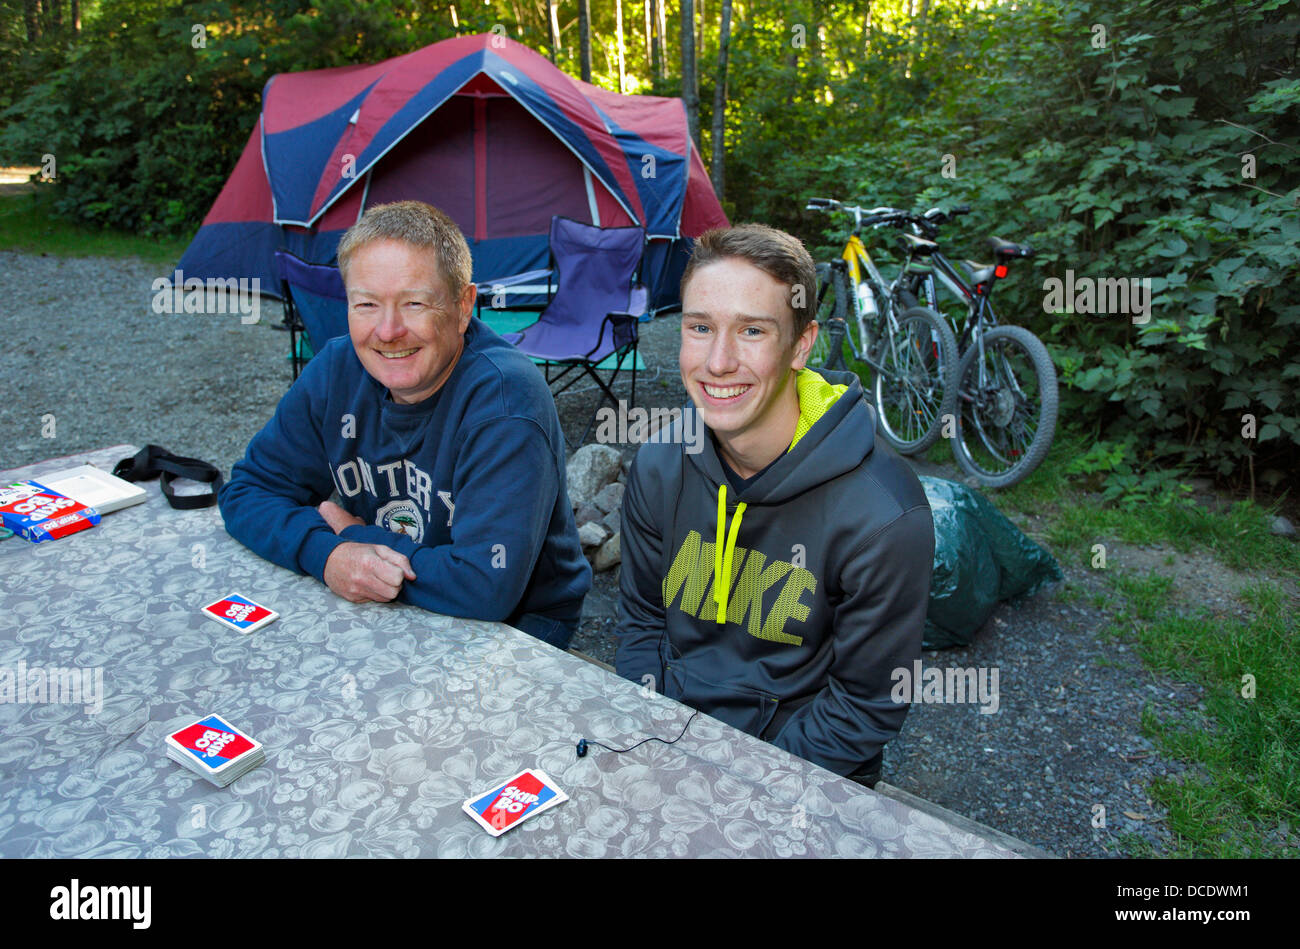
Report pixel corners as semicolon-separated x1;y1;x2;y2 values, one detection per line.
201;593;278;634
166;715;261;777
463;769;568;837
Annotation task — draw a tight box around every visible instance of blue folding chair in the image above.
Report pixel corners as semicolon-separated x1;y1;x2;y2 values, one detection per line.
490;217;647;445
275;249;348;381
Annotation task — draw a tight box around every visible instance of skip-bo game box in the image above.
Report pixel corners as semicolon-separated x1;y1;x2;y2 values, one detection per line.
0;480;100;543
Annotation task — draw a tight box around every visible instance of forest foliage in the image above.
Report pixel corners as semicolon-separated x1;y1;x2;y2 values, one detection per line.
1;0;1296;489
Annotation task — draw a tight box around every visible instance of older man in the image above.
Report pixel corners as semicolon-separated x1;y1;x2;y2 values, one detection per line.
220;201;591;647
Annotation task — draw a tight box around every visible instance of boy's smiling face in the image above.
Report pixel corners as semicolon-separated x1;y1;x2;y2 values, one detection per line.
679;257;817;473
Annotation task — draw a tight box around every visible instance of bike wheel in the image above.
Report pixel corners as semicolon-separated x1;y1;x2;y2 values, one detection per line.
872;306;959;455
952;325;1058;488
809;264;850;370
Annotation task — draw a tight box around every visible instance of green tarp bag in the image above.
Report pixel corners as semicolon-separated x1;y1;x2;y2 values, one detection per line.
920;476;1063;649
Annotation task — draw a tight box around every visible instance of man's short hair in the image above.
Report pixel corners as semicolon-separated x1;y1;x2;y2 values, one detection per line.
336;201;473;300
680;224;818;338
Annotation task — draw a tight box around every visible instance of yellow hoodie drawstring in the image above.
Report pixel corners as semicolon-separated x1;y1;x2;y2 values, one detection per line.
713;484;747;624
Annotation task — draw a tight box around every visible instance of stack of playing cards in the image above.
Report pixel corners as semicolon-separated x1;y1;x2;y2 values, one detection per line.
463;769;568;837
201;593;278;635
166;714;265;787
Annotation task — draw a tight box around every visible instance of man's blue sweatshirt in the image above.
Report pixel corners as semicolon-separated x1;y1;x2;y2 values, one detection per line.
218;317;591;627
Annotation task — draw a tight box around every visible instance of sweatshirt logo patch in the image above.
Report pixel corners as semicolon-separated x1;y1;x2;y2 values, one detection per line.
662;530;815;645
376;499;424;543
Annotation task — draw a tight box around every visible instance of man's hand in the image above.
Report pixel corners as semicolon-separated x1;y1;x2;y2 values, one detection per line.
323;542;416;603
318;499;365;534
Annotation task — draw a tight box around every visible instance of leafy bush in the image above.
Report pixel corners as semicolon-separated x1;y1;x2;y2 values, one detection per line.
723;0;1299;491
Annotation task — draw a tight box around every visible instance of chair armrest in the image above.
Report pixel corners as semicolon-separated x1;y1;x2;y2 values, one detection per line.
476;268;553;292
476;269;557;318
585;310;639;359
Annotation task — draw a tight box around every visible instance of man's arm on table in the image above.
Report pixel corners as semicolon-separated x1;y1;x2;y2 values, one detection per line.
332;416;567;620
769;505;934;776
613;454;667;688
218;375;361;583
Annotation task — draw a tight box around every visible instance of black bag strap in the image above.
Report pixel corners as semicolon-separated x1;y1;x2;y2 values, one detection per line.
112;445;224;510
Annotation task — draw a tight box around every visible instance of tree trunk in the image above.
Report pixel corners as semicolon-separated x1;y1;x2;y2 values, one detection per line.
578;0;592;82
650;0;662;78
710;0;732;200
656;0;667;79
681;0;698;146
697;0;705;73
644;0;652;66
50;0;61;31
914;0;931;63
71;0;79;33
547;0;560;64
616;0;626;93
25;0;40;41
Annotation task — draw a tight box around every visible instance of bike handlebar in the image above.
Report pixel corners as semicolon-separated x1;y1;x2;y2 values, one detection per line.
807;197;977;234
806;197;911;229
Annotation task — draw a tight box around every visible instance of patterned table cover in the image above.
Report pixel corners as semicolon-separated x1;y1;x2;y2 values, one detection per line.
0;446;1019;858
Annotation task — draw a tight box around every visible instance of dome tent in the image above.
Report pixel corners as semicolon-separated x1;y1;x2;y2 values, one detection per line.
177;32;729;312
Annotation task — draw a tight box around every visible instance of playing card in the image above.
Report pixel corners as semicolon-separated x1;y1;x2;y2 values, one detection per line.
165;714;264;786
201;593;278;634
462;769;568;837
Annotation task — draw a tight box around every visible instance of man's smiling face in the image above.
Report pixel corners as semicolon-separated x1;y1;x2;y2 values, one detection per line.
345;238;475;405
679;256;816;464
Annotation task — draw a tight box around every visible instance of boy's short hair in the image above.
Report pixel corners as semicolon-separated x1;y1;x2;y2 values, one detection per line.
680;224;818;337
336;201;473;299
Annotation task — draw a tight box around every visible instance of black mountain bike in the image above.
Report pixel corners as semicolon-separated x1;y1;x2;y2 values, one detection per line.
887;205;1058;488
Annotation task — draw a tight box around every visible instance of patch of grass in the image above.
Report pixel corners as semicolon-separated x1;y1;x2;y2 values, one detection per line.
1116;832;1162;858
0;190;191;269
922;434;957;469
996;427;1084;513
1029;483;1298;585
1104;573;1300;858
1053;582;1085;605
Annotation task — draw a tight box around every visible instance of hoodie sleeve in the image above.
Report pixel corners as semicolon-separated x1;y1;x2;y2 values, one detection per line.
335;416;567;621
769;504;933;776
614;450;667;690
218;363;346;580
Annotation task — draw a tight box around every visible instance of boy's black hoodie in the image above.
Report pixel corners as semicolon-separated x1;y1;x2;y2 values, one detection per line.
615;367;934;776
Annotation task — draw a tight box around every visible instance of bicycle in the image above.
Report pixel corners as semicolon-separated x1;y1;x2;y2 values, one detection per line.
887;205;1058;488
805;198;959;456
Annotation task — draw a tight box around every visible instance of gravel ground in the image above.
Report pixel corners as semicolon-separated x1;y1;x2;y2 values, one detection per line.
2;248;1289;858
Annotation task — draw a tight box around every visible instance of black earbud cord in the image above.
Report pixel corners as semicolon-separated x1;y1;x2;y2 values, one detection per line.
576;709;699;759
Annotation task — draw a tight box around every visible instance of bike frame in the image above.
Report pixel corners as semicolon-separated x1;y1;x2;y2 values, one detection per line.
834;230;908;369
902;240;1039;454
905;250;999;351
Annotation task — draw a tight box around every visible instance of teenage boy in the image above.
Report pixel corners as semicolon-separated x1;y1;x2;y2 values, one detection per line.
220;201;591;647
615;224;934;784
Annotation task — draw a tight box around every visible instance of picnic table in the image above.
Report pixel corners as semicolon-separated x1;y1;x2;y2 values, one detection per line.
0;446;1026;858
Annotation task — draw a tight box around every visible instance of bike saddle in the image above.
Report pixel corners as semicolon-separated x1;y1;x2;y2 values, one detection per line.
898;231;939;256
989;236;1034;259
961;260;997;284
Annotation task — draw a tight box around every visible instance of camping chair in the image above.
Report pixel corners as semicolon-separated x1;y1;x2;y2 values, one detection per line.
496;217;648;446
275;249;348;381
